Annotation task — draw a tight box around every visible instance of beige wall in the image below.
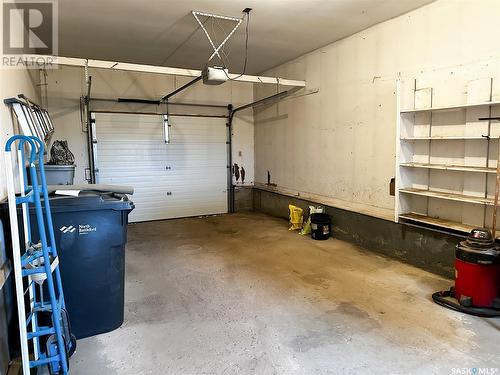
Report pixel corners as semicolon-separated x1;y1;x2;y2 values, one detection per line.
0;68;40;200
44;66;254;186
254;0;500;220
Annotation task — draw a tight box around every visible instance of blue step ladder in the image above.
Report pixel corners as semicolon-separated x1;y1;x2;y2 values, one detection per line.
4;135;75;374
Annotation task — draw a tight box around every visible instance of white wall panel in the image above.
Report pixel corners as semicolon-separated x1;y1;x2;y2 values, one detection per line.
0;69;40;200
254;0;500;221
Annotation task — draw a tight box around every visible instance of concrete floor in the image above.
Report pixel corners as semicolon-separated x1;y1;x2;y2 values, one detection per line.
70;212;499;375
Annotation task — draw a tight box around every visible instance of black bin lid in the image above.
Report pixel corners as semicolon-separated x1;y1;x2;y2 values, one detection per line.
456;228;500;264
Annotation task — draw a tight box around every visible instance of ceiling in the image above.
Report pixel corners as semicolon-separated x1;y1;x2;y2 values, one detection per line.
58;0;434;74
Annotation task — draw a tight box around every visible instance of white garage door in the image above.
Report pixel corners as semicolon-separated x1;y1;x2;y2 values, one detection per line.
94;112;228;222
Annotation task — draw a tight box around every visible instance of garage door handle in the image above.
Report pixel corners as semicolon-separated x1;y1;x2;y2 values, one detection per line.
166;166;172;170
167;192;172;196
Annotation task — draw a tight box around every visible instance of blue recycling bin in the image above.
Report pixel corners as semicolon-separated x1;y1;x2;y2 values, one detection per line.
2;192;134;339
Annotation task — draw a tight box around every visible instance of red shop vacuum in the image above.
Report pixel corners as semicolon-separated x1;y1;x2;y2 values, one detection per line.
432;228;500;317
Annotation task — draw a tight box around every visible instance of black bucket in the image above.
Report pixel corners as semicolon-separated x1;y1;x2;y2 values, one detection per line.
311;213;331;240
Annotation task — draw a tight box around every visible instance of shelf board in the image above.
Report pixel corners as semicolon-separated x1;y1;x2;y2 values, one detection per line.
400;100;500;114
400;162;496;173
399;187;494;206
399;213;474;233
399;213;499;238
401;136;497;140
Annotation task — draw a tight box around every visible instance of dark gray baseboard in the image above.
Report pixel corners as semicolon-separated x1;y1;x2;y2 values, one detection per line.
253;188;459;279
234;186;253;212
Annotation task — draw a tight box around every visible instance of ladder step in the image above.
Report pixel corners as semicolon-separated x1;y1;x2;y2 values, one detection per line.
15;191;35;204
21;246;53;267
26;303;56;325
14;185;47;205
23;268;47;276
30;354;61;368
22;256;59;281
21;250;44;267
27;327;55;339
33;303;53;312
32;293;63;313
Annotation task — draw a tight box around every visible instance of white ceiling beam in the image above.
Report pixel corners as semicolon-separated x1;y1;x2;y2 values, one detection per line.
37;55;306;87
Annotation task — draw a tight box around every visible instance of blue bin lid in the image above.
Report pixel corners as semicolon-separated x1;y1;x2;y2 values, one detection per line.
45;192;134;212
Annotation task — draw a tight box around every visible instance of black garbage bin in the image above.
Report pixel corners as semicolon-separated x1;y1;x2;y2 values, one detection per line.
1;192;134;339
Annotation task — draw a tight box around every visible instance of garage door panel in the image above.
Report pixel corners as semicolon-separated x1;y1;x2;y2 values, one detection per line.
98;163;227;173
98;178;226;191
124;198;227;222
98;150;226;159
129;192;226;205
99;174;227;185
95;113;228;222
95;132;162;140
98;162;227;172
98;166;227;177
130;194;227;206
98;146;226;159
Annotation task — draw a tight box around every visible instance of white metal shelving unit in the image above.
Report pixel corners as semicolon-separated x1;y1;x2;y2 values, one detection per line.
395;77;500;237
